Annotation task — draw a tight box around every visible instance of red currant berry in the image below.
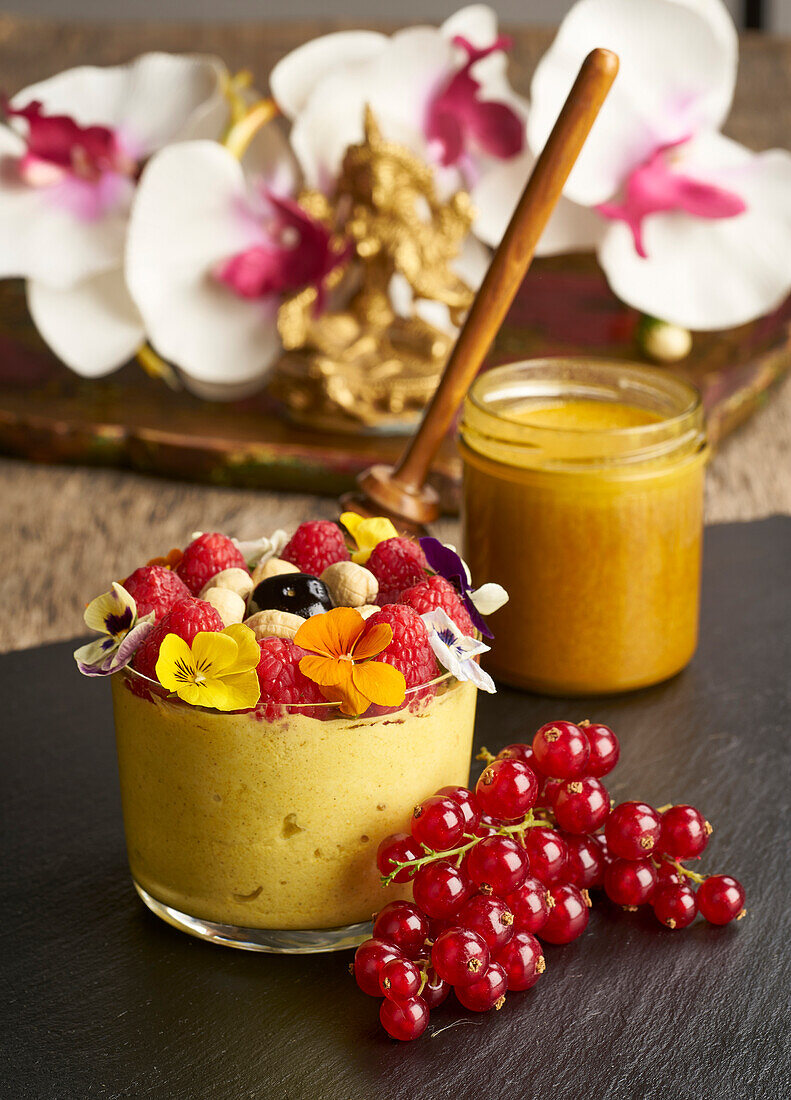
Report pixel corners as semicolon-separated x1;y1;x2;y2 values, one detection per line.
580;721;620;777
697;875;746;925
379;956;421;1000
432;927;490;986
536;776;563;811
372;901;429;959
457;894;515;953
352;938;401;997
379;995;429;1041
473;815;500;838
497;743;538;771
376;833;421;883
412;859;472;919
505;875;551;934
604;858;658;907
494;930;546;991
657;805;712;861
553;777;610;834
652;882;698;929
522;827;568;886
605;801;662;860
532;721;590;779
437;785;480;833
466;835;529;895
563;833;606;889
422;966;450;1009
454;961;507;1012
655;860;685;887
540;884;591;944
411;795;465;851
475;759;538;821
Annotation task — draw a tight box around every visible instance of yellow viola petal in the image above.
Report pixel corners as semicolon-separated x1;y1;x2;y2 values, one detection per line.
352;622;393;662
341;513;398;564
155;633;196;689
173;680;205;707
191;630;239;676
294;607;366;660
191;677;233;711
220;623;260;673
84;582;135;635
218;670;262;711
351;660;406;708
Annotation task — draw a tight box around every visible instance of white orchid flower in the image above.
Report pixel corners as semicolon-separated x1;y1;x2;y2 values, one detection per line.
421;608;496;694
525;0;791;329
270;5;573;255
0;53;230;376
125;126;348;397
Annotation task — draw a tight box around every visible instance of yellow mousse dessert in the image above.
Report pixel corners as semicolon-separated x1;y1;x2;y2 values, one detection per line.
76;517;504;950
112;672;476;930
461;360;707;695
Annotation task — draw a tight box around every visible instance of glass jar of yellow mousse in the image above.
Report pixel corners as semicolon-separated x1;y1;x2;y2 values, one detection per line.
111;667;477;952
460;359;707;695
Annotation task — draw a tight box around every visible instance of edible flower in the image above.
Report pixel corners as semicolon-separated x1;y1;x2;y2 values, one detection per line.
294;606;405;716
420;537;508;639
155;622;261;711
233;529;288;568
420;608;495;694
340;513;399;565
74;582;154;676
146;547;183;570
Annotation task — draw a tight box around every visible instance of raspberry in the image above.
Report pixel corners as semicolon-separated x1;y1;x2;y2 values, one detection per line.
255;637;325;716
367;537;427;605
365;604;438;687
122;565;190;621
133;596;224;681
281;521;350;575
400;574;476;635
175;533;248;595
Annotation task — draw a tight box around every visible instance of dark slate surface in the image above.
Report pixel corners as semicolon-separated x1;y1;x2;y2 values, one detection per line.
2;518;790;1100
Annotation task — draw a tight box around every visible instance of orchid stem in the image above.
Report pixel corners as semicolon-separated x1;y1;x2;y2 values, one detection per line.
223;97;280;161
136;344;181;390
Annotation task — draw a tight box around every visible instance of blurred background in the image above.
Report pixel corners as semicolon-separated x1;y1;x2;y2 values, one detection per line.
8;0;791;30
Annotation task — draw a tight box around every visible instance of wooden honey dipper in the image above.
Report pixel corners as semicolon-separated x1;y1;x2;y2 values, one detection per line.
340;47;619;531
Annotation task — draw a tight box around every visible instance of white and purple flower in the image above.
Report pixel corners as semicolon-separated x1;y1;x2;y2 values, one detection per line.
421;607;496;693
0;52;229;378
73;582;154;677
420;537;508;638
522;0;791;329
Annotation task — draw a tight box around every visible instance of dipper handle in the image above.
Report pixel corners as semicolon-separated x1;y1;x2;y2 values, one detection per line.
358;48;618;524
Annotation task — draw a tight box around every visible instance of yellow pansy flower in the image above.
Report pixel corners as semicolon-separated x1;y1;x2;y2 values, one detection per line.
155;623;261;712
340;512;399;565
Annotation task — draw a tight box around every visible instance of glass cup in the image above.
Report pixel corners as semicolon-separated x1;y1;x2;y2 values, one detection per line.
111;667;477;952
460;358;708;695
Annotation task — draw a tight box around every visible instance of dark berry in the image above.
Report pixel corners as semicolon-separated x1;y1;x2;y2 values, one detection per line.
249;573;333;618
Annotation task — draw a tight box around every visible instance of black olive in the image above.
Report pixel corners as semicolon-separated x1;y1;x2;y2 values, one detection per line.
248;573;334;619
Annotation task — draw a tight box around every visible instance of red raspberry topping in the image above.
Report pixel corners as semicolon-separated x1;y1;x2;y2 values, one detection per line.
175;533;248;595
133;596;224;681
255;637;325;715
281;520;350;575
400;574;476;635
365;604;438;688
367;537;427;605
122;565;191;621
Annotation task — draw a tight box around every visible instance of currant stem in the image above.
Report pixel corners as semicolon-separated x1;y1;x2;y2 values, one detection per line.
670;859;706;885
475;746;496;764
380;810;553;886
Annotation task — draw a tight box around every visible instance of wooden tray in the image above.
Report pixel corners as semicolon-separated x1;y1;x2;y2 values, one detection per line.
2;256;789;513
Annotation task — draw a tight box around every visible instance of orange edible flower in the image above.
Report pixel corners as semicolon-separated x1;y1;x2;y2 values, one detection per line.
146;547;183;570
294;606;406;717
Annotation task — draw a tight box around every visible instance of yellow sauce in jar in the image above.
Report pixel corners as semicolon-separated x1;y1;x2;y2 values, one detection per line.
460;360;707;695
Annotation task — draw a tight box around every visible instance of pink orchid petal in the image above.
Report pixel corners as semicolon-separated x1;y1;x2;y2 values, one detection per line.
425;35;524;168
597;140;746;258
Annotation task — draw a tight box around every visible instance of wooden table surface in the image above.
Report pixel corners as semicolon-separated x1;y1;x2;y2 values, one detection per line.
0;17;789;654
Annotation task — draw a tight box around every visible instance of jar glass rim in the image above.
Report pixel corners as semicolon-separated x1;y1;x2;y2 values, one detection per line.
466;358;702;435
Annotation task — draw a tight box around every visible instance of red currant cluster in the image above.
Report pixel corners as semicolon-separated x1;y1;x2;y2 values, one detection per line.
352;720;747;1041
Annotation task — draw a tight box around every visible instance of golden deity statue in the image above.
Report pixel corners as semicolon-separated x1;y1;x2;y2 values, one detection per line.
271;107;475;431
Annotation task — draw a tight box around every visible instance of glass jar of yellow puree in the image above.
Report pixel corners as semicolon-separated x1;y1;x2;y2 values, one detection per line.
460;359;708;695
